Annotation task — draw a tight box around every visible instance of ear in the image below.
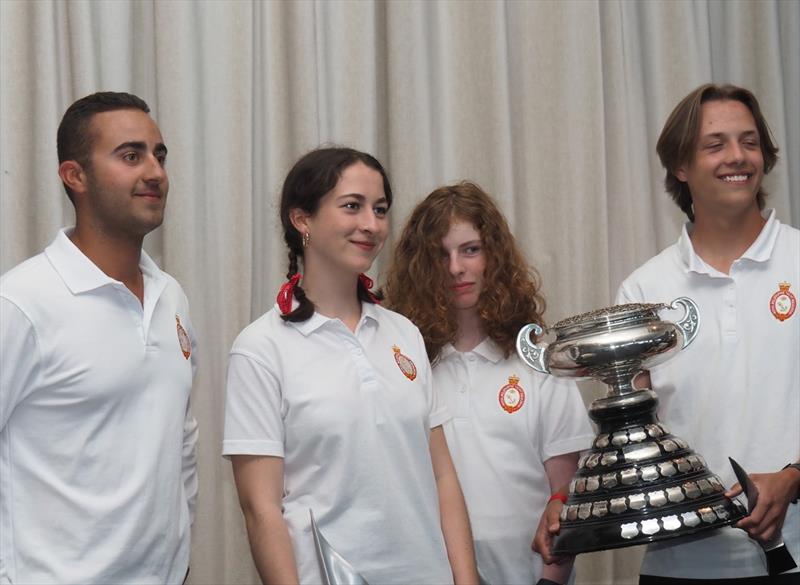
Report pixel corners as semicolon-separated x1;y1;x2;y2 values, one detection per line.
674;165;688;183
58;160;88;195
289;207;311;234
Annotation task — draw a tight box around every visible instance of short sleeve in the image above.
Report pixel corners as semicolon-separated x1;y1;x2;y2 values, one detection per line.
536;375;595;461
0;298;42;431
222;350;285;458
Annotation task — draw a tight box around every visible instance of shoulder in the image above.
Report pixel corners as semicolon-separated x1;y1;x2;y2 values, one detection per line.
1;252;52;302
617;241;682;301
230;307;287;356
372;303;416;328
371;304;425;341
157;270;193;306
776;221;800;245
624;242;681;283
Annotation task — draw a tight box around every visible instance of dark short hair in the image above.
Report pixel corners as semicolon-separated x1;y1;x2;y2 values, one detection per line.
57;91;150;201
656;83;779;221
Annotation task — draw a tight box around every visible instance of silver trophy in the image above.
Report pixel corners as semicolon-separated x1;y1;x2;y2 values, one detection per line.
516;298;745;554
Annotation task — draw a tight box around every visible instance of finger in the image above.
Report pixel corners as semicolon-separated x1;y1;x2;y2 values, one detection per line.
534;535;555;563
737;504;778;535
725;482;743;498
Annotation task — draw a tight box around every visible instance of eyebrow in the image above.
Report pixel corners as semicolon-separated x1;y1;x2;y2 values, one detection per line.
700;130;758;141
111;141;168;155
336;193;388;204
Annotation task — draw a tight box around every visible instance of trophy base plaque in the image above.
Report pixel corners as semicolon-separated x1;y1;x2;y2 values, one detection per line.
554;389;745;554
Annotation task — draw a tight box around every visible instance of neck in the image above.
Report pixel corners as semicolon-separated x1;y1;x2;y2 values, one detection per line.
690;205;766;274
453;309;486;352
70;222;145;303
302;262;362;332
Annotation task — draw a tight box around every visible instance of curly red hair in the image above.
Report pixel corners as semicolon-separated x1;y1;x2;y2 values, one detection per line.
384;182;545;362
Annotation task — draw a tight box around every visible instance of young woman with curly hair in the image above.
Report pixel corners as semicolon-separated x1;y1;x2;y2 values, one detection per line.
384;182;593;585
223;148;478;584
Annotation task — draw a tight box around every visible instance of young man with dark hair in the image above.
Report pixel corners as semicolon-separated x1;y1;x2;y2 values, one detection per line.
0;91;198;583
617;84;799;583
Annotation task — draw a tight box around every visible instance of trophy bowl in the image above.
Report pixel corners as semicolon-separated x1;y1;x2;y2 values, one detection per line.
517;298;745;555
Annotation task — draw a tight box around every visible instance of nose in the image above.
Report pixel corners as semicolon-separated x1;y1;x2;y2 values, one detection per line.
726;142;745;165
360;210;380;233
448;253;464;276
144;154;167;184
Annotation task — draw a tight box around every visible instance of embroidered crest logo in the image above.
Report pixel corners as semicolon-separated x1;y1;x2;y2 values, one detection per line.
392;345;417;381
499;374;525;414
770;282;796;322
176;315;191;359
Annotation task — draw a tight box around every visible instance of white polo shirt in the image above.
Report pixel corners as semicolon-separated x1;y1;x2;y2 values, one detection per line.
223;302;453;584
0;229;198;585
433;338;594;585
616;209;800;578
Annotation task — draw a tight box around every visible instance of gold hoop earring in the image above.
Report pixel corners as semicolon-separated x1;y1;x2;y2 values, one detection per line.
302;232;310;248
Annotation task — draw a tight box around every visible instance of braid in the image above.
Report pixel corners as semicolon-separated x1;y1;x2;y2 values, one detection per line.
357;279;380;304
281;249;316;322
287;251;299;280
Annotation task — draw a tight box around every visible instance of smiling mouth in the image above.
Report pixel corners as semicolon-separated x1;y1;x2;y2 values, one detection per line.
352;241;376;251
135;192;163;199
720;173;752;183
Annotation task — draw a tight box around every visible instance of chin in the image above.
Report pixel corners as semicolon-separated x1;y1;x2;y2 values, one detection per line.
135;217;165;235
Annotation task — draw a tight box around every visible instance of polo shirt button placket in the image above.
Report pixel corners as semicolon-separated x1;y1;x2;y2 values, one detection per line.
115;284;147;344
722;280;737;337
346;333;384;425
456;355;473;419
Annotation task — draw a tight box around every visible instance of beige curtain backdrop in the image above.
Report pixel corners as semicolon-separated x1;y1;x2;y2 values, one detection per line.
1;1;798;583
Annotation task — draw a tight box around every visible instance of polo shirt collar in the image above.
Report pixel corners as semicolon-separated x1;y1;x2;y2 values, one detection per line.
740;208;779;262
45;228;165;295
439;337;504;364
678;208;779;275
472;337;505;363
287;300;381;337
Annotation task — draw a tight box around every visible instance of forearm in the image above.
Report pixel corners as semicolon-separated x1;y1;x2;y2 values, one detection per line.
541;558;574;584
242;507;299;585
437;471;478;585
781;461;800;502
429;427;478;584
231;456;297;585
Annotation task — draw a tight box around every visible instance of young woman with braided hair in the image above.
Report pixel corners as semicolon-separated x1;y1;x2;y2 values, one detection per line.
223;147;478;584
384;182;594;585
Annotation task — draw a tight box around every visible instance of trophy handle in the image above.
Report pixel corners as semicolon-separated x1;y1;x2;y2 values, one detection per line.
669;297;699;349
516;323;549;373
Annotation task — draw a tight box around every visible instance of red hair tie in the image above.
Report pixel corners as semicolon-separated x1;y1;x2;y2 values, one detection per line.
359;273;381;304
277;273;302;315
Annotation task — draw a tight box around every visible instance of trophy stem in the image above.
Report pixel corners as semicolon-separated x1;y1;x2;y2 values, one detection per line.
589;389;659;433
599;364;641;396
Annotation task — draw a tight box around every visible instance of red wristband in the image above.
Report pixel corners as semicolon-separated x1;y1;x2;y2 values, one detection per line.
548;492;568;504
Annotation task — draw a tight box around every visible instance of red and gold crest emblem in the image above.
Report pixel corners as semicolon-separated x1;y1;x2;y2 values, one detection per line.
769;282;796;322
499;375;525;414
392;345;417;381
176;315;191;359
